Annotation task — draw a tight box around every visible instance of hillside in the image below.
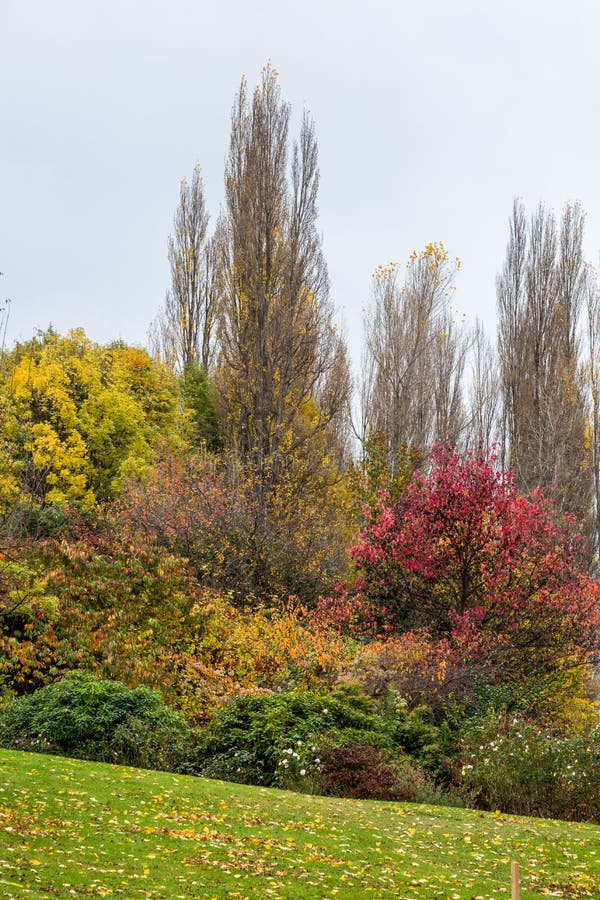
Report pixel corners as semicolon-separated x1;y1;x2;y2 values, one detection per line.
1;749;598;899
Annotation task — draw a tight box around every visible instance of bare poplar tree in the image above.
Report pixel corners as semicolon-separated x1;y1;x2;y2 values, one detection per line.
150;167;217;372
465;319;500;454
147;310;178;370
216;66;351;513
497;200;591;528
432;306;470;447
584;271;600;560
361;244;469;475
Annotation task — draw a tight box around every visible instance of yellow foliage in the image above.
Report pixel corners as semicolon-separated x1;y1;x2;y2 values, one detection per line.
141;593;356;725
0;329;184;510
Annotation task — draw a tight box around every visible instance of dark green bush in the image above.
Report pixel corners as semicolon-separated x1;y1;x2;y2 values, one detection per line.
192;684;398;789
0;672;194;772
387;697;455;778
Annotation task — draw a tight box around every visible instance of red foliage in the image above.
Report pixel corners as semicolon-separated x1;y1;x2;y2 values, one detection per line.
319;744;425;801
319;448;599;676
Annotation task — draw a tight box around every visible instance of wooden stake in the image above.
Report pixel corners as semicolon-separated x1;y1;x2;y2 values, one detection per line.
511;861;520;900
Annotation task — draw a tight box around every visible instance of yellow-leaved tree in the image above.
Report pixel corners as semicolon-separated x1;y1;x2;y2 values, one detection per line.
0;328;183;516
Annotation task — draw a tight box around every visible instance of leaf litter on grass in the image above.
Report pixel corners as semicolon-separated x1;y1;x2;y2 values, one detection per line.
0;749;598;899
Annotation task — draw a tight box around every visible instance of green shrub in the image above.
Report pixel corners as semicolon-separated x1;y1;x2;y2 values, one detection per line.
0;672;194;772
192;684;398;790
386;695;457;782
459;713;600;822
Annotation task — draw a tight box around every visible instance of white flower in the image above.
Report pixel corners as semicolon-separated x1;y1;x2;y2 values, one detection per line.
300;769;306;776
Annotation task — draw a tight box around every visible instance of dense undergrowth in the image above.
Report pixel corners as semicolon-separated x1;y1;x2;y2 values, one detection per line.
1;331;599;825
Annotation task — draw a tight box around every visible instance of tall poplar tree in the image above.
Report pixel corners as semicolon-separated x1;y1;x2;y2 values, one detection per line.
216;65;350;519
497;200;591;531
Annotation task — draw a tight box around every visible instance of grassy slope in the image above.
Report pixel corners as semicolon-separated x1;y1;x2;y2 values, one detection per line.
0;749;598;899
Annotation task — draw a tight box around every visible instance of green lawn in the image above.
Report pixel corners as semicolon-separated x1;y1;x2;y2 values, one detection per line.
0;749;598;899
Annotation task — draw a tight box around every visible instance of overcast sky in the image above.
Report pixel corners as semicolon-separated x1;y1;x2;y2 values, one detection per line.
2;0;599;369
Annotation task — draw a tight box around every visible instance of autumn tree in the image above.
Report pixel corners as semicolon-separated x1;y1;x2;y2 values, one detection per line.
114;447;350;604
0;329;182;513
321;448;598;681
360;245;469;479
150;166;218;373
497;200;591;531
216;66;351;521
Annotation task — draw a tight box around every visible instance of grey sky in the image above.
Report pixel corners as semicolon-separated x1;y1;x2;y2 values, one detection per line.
2;0;599;369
